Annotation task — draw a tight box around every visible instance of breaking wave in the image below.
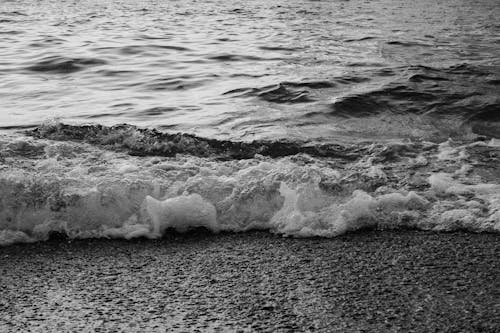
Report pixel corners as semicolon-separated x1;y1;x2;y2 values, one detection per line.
327;64;500;138
29;122;362;160
1;124;499;246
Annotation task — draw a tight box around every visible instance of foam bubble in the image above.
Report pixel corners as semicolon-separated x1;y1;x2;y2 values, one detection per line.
428;173;455;193
144;194;218;234
488;138;500;147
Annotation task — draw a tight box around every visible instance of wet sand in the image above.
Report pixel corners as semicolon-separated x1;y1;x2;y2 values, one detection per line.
1;230;499;332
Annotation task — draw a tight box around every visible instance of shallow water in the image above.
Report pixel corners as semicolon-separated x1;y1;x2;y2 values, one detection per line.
1;0;499;142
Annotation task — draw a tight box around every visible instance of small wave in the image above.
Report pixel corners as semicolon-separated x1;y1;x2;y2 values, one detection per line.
115;44;191;55
281;81;336;89
346;62;386;67
330;95;383;117
0;11;27;16
207;54;282;62
86;112;127;119
29;123;362;160
252;84;313;104
343;36;376;42
326;64;500;138
24;56;107;74
0;30;22;35
224;82;322;104
0;124;38;131
28;37;66;47
334;76;371;84
137;107;178;116
386;40;433;47
95;69;137;77
228;73;271;78
143;76;212;91
0;133;498;246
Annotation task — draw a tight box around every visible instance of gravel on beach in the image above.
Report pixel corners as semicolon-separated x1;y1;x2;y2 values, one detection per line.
1;230;499;332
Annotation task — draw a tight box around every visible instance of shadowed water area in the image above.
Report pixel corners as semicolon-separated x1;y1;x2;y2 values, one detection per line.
0;0;499;142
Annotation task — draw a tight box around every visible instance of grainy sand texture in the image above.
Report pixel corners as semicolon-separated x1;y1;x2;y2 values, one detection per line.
1;230;499;332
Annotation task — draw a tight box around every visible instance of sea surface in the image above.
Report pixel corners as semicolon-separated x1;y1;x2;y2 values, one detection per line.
0;0;499;245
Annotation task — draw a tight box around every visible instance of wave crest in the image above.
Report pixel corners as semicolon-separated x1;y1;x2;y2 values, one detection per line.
29;122;362;160
1;130;499;245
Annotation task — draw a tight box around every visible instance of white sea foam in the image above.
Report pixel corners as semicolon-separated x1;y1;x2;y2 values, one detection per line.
488;138;500;147
144;194;218;234
437;139;468;161
0;135;499;245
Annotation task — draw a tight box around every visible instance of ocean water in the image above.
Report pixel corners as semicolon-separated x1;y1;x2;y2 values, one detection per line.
0;0;499;245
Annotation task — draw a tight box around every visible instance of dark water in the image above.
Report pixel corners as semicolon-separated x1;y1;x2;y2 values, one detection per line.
1;0;499;142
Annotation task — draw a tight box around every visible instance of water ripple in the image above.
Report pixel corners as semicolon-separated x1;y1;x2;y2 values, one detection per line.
24;56;107;74
0;0;498;142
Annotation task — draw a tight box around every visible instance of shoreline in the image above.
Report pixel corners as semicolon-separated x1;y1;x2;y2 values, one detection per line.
1;230;499;332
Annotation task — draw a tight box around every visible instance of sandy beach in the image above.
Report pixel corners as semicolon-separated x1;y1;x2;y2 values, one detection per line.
0;230;498;332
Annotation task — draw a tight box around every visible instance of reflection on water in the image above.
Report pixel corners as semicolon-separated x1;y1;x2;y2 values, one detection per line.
0;0;499;142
